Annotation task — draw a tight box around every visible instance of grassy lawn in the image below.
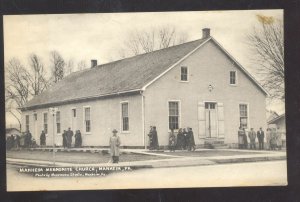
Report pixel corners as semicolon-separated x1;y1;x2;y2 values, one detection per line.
149;150;266;157
6;150;173;164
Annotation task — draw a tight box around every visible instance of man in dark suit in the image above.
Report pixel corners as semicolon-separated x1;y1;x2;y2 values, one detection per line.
257;127;265;150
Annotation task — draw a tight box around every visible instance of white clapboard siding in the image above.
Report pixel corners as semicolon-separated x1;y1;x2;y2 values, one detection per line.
198;102;206;139
218;102;225;138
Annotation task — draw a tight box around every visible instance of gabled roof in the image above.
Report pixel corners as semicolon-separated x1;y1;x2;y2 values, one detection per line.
21;36;267;111
21;38;209;110
268;113;285;124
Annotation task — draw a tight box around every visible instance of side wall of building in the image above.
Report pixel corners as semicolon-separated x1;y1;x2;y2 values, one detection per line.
143;40;267;146
21;94;143;147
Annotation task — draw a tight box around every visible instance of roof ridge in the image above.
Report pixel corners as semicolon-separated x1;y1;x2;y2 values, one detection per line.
95;38;204;68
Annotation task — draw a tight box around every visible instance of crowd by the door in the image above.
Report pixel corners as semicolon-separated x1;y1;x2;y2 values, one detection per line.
148;126;196;152
238;126;283;150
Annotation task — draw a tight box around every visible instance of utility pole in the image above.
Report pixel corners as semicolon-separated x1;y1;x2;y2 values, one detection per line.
49;107;58;165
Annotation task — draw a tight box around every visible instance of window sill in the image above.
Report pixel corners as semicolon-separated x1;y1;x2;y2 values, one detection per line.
168;130;179;133
121;131;130;134
229;84;237;86
204;137;225;139
180;80;189;83
85;132;92;135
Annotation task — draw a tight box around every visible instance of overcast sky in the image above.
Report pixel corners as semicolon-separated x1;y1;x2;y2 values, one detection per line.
4;10;284;126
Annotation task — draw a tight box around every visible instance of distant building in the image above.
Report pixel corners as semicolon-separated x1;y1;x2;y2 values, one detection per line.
266;110;279;123
268;113;286;132
6;128;21;138
268;113;286;147
20;28;268;148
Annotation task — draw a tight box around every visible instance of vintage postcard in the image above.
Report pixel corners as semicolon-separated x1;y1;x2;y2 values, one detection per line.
4;10;286;191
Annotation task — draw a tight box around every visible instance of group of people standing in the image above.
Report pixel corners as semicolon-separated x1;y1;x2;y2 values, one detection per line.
147;126;196;152
6;134;21;150
266;127;283;150
39;127;82;148
238;126;282;150
62;128;82;148
6;130;35;150
173;127;196;151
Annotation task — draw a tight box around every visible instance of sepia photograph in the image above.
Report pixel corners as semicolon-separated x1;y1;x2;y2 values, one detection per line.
4;10;286;191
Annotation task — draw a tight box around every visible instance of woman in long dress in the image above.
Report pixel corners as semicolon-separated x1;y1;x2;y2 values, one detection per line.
176;128;184;150
74;130;82;148
151;126;159;150
238;127;244;149
169;129;176;152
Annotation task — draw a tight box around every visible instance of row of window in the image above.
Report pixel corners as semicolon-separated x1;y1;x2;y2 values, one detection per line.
180;66;237;85
25;102;130;134
25;102;248;134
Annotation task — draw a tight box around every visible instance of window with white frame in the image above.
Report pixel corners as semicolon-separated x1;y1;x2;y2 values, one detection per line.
181;66;188;81
25;115;29;131
43;113;48;134
34;113;37;121
169;101;180;130
230;71;237;85
121;102;129;131
239;104;248;129
84;107;91;133
56;111;61;133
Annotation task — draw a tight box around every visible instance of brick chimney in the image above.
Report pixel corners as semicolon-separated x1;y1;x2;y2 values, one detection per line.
202;28;210;39
91;59;97;68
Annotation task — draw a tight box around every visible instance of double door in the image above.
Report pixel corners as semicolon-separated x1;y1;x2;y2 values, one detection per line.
205;102;217;138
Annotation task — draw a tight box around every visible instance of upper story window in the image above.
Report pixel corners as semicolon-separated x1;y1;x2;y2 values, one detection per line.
181;66;188;81
34;113;37;121
121;102;129;132
84;107;91;133
230;71;237;85
25;115;29;131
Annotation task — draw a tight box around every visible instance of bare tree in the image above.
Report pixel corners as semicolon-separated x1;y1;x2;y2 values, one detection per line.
77;60;87;71
28;54;49;96
50;50;65;83
248;15;284;101
158;26;176;49
5;56;50;130
121;25;189;57
5;58;31;130
65;59;75;76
